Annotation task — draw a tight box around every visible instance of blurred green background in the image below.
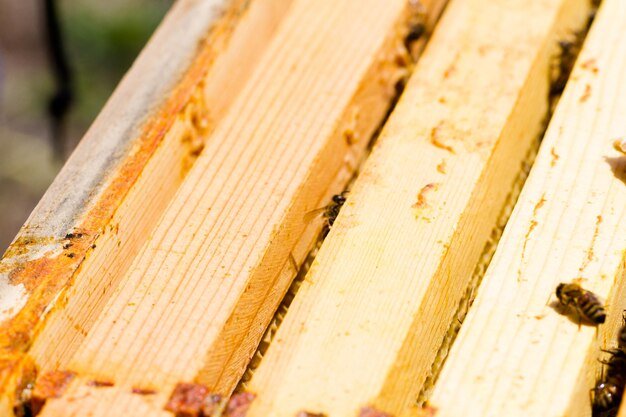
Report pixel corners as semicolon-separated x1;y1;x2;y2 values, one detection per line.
0;0;172;252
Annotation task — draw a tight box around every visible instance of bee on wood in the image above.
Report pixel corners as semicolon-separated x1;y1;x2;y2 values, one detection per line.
304;192;348;229
551;32;583;96
325;193;347;227
592;350;626;413
555;282;606;325
592;379;623;414
600;350;626;375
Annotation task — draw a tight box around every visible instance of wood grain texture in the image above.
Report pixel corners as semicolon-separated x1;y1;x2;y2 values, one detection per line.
28;0;294;374
430;0;626;416
41;384;172;417
242;0;589;416
0;0;294;413
36;0;423;415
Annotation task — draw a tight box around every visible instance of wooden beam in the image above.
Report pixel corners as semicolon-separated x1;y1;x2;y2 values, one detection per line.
33;0;441;415
430;1;626;416
0;0;294;413
27;0;295;373
241;0;590;416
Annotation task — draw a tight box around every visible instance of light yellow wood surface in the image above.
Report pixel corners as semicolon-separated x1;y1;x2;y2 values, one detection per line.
242;0;590;416
27;0;294;375
37;0;430;415
430;0;626;416
0;0;291;413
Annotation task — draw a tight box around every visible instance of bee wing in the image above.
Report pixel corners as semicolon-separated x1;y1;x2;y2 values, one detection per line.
303;207;327;224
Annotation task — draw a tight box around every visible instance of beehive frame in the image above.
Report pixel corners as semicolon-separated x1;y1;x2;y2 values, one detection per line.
2;0;625;416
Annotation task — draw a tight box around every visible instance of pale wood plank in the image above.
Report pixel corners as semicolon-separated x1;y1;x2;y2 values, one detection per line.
242;0;590;416
28;0;294;373
0;0;294;413
42;384;172;417
36;0;429;415
430;1;626;416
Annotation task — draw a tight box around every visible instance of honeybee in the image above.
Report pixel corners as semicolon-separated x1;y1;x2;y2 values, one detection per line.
304;192;348;229
600;350;626;375
592;379;623;414
551;32;583;96
325;193;347;227
555;282;606;325
593;350;626;413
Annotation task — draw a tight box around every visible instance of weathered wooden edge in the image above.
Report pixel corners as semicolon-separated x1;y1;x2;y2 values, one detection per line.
28;0;432;414
17;0;231;241
0;0;259;413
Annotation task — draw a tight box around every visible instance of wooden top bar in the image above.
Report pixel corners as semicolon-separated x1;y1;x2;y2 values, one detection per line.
0;0;295;413
430;0;626;415
242;0;589;416
33;0;435;415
